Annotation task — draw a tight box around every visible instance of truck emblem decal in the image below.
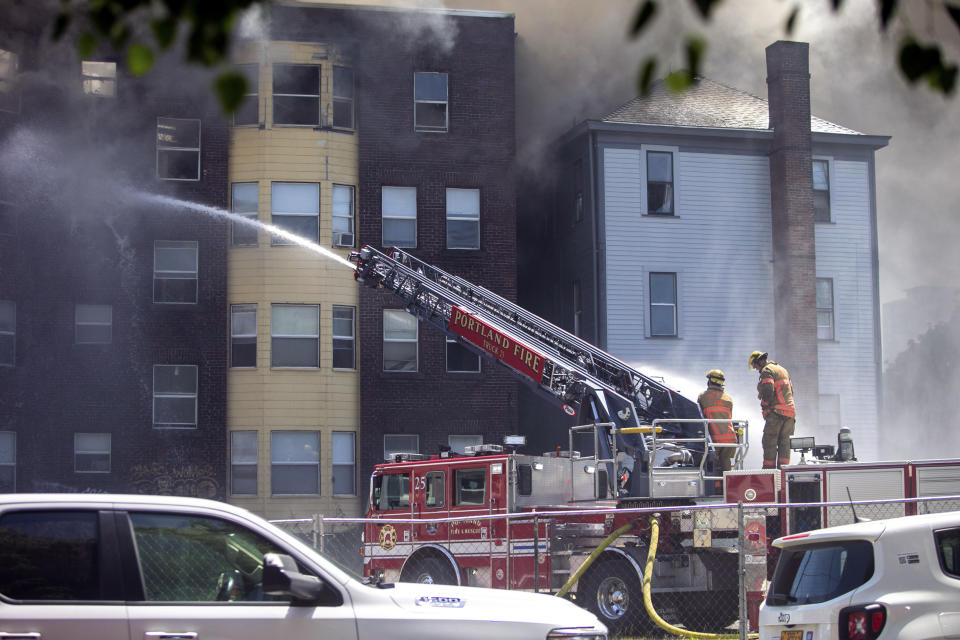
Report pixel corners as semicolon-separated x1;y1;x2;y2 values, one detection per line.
778;612;790;623
416;596;465;608
449;306;545;382
379;524;397;551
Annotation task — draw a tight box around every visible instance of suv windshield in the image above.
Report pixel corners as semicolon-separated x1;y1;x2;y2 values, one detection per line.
768;540;874;605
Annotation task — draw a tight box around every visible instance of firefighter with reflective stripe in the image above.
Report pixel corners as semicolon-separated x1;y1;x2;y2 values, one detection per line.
697;369;737;472
749;350;796;468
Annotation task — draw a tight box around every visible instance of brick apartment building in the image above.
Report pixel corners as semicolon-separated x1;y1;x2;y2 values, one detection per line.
0;10;229;495
521;42;888;460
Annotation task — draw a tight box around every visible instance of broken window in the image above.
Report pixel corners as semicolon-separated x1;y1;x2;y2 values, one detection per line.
333;66;354;129
414;71;448;132
81;61;116;97
0;49;20;114
273;64;320;126
156;117;201;181
647;151;674;215
233;63;259;126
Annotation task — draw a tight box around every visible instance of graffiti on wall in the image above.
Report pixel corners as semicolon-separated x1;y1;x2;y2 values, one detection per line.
131;461;220;498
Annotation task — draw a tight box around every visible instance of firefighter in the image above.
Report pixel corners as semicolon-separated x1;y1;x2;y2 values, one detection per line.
749;350;796;468
698;369;737;472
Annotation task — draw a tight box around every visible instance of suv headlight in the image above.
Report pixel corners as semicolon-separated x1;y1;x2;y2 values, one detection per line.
547;629;607;640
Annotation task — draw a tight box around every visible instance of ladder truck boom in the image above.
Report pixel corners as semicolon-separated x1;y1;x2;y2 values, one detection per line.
350;246;724;499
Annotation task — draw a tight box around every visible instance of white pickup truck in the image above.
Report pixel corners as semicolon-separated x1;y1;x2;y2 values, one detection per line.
0;494;606;640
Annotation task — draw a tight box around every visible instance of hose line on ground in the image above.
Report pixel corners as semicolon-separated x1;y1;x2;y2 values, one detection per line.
555;522;634;599
643;516;755;639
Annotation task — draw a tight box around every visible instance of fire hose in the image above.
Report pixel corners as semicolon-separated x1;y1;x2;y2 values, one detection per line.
644;516;757;639
555;522;634;599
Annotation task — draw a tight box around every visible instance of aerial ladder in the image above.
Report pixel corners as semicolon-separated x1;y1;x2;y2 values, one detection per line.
350;245;742;500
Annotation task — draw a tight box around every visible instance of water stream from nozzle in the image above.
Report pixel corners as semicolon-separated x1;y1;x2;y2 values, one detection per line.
133;191;356;270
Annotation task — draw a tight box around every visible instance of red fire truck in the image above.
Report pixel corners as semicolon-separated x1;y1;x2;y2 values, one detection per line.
349;246;960;635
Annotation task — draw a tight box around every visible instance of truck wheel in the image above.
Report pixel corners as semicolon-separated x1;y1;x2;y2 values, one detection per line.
400;555;458;585
581;558;646;636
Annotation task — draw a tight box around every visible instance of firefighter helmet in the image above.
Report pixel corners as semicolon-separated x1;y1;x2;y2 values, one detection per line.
748;351;768;369
706;369;725;387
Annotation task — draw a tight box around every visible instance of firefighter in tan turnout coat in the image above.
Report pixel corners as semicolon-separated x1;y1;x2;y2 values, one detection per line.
749;351;796;468
698;369;737;472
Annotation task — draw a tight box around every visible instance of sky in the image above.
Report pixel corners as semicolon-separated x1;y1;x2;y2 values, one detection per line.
329;0;960;312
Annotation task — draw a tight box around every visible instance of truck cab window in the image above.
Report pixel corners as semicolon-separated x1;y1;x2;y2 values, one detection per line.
425;471;445;508
454;468;486;506
375;473;410;510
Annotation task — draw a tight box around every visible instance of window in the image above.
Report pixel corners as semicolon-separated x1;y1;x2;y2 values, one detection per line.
81;60;116;97
381;186;417;248
0;49;20;114
446;336;479;373
271;304;319;368
383;309;417;372
649;272;677;336
231;182;259;246
233;63;259;126
0;300;15;366
384;434;419;461
75;304;112;344
449;434;482;454
154;240;198;304
0;511;99;600
333;66;354;129
454;468;486;506
332;305;355;369
128;512;308;602
332;431;356;496
813;159;831;223
573;159;584;224
230;431;258;495
74;433;110;473
230;304;257;368
817;278;835;340
271;182;319;244
153;364;198;428
375;473;410;510
573;280;582;337
936;528;960;578
332;184;354;247
273;63;320;126
768;541;874;606
446;188;479;249
0;431;14;491
820;394;841;429
647;150;674;215
156;117;200;181
414;71;448;132
271;431;320;495
425;471;445;508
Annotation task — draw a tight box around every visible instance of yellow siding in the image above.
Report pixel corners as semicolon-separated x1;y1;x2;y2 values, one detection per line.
227;40;362;519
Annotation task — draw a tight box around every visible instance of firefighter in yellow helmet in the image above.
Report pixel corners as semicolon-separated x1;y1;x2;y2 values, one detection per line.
698;369;737;472
749;351;796;468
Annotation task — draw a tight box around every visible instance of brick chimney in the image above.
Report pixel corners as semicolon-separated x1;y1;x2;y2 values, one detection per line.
766;41;819;433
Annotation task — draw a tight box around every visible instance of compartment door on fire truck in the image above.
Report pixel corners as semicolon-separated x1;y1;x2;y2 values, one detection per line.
449;465;495;585
411;468;447;542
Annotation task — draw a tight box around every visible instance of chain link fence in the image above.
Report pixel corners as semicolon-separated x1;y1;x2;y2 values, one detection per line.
271;496;960;639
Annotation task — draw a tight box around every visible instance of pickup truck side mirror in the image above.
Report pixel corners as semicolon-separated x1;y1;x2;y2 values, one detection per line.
262;553;330;602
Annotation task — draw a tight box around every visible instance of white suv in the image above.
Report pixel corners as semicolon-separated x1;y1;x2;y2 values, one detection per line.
759;510;960;640
0;494;606;640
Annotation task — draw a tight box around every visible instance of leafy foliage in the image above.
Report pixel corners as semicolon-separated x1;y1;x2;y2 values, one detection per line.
51;0;269;113
631;0;959;96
